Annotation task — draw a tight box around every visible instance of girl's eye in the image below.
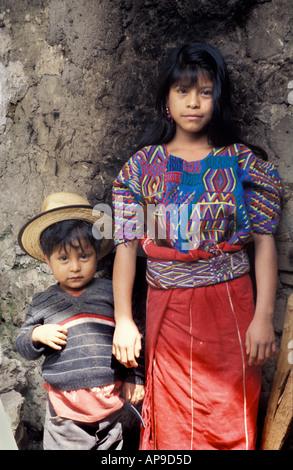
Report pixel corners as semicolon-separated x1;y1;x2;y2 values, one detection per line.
60;256;68;262
202;89;213;96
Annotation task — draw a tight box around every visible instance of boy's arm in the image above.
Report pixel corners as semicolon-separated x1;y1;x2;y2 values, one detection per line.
15;293;47;360
16;305;68;359
32;324;67;350
15;311;46;361
122;382;145;405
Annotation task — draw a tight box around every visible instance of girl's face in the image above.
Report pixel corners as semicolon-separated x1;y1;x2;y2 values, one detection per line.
167;71;213;139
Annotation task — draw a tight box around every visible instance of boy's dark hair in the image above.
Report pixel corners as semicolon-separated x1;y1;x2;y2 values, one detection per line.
40;219;101;259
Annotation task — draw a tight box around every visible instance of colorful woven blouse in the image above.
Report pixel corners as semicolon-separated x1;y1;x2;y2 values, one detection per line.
112;144;282;256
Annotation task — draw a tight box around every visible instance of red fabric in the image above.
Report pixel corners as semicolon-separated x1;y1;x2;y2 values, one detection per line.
141;236;244;261
43;382;124;423
140;274;261;450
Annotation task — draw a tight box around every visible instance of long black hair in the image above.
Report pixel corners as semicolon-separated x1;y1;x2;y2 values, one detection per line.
137;41;267;160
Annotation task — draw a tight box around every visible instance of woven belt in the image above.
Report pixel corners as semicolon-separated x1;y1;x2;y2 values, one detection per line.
146;250;250;289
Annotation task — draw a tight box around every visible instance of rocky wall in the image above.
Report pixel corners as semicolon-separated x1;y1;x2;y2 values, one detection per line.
0;0;292;450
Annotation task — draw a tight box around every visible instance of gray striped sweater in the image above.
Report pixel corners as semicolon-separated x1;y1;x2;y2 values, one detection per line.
15;278;144;391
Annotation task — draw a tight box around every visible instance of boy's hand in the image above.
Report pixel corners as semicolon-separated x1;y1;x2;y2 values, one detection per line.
32;324;68;350
122;382;145;405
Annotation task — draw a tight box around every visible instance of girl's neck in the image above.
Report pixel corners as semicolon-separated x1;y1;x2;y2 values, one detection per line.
166;130;213;162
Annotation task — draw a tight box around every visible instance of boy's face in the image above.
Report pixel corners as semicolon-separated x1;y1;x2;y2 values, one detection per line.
44;238;97;294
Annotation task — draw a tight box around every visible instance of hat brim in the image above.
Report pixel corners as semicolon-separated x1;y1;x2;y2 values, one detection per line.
18;205;114;263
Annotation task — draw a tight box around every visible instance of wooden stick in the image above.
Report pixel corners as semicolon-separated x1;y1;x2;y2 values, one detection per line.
260;294;293;450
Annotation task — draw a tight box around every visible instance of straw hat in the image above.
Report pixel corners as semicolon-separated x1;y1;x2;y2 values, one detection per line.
18;192;114;262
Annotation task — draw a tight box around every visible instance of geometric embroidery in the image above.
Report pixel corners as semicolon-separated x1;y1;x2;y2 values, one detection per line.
203;168;236;193
142;174;164;199
198;191;236;206
195;192;236;243
146;250;250;289
113;143;282;251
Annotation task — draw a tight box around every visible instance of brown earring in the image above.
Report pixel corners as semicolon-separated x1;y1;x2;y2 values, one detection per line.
165;106;173;123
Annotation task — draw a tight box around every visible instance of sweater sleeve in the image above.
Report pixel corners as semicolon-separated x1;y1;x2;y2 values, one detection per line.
15;294;46;361
112;150;145;245
238;149;282;235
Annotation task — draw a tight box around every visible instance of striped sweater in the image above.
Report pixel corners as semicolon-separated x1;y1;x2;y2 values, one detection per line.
15;278;144;391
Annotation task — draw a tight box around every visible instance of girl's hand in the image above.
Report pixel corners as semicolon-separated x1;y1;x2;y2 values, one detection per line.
112;319;141;368
122;382;145;405
245;316;276;366
32;324;68;350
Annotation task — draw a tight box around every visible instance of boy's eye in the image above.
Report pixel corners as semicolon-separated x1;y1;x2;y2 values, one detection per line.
59;256;68;262
80;252;95;260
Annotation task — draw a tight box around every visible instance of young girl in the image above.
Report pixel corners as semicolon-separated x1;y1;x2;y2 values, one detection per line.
112;42;282;450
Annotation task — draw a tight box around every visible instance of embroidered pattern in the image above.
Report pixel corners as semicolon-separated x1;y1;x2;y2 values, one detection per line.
113;144;282;253
146;250;250;289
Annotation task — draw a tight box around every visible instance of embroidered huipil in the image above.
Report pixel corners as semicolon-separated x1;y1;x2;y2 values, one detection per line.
113;144;282;254
112;144;282;450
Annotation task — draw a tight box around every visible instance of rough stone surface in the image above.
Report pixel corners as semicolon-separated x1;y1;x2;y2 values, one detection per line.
0;0;292;450
1;391;25;438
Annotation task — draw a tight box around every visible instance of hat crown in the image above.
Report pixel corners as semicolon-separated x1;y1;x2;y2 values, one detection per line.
41;192;91;213
19;191;113;262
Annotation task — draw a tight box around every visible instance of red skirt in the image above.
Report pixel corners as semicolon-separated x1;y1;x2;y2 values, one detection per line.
140;274;261;450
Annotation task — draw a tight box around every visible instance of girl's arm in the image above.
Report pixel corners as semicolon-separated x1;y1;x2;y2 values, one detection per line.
245;233;278;366
112;240;141;368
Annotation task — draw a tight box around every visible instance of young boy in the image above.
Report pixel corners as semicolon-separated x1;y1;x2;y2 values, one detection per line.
16;192;144;450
